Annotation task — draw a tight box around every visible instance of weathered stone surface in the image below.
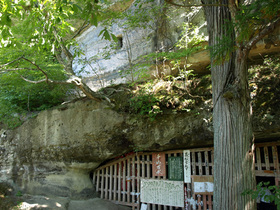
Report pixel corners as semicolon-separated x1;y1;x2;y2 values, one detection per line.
1;89;279;199
16;194;131;210
0;97;214;198
68;198;131;210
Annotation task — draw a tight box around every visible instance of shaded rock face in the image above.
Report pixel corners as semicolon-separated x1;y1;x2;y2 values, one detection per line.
0;99;213;198
0;88;280;198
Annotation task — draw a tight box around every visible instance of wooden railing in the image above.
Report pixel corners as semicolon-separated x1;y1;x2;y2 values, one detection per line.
93;141;280;210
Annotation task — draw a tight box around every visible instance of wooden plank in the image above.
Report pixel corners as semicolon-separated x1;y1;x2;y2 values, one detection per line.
189;147;214;153
114;164;117;201
197;194;202;210
256;141;280;148
198;152;202;175
211;150;214;175
110;200;138;207
132;156;135;204
105;167;108;199
205;151;209;175
147;155;151;178
163;153;167;180
209;194;213;210
137;157;140;210
142;155;145;178
118;162;121;202
122;160;126;202
192;176;214;183
109;165;113;200
192;152;196;175
101;168;104;199
96;170;100;192
203;194;207;210
272;145;280;173
96;148;215;171
127;158;131;203
276;177;279;187
187;183;191;198
264;146;270;170
151;154;155;210
255;170;275;177
256;147;262;171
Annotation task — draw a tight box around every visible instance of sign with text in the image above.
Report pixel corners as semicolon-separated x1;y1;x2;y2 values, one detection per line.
168;156;183;181
183;150;191;183
141;179;184;207
194;182;214;193
152;153;166;177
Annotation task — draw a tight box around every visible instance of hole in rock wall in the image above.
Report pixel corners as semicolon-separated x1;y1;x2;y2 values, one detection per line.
117;35;123;49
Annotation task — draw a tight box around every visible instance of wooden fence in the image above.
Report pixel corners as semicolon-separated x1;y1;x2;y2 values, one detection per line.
93;141;280;210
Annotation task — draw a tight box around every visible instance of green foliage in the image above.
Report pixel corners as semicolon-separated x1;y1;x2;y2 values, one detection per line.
119;62;150;84
210;0;280;63
0;0;109;128
124;73;212;120
15;191;22;197
242;182;280;209
118;0;161;30
129;91;161;121
176;23;207;49
249;55;280;122
145;46;204;62
0;68;72;128
0;36;73;128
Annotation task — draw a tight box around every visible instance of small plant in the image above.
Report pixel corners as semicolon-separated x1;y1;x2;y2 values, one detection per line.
242;182;280;209
129;91;162;121
15;191;22;197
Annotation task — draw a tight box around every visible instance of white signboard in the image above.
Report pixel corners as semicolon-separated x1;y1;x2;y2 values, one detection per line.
183;150;191;183
141;179;184;207
140;203;148;210
194;182;214;193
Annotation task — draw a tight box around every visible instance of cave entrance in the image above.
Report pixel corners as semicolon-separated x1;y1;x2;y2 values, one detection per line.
92;142;280;210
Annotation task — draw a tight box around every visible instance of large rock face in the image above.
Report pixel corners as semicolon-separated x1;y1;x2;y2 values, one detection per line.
0;98;213;198
1;84;280;198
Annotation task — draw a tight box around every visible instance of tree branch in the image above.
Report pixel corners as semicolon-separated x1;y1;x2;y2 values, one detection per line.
21;74;107;102
0;56;24;68
52;27;75;75
71;20;90;40
20;76;49;84
52;27;74;61
21;57;49;82
245;17;280;52
165;0;227;7
0;67;38;72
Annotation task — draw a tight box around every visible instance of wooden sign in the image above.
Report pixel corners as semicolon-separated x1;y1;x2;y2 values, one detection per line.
168;156;183;181
183;150;191;183
152;153;166;177
194;182;214;193
193;175;214;193
141;179;184;207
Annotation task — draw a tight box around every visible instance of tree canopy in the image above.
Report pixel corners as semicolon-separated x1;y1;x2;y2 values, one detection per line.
0;0;120;127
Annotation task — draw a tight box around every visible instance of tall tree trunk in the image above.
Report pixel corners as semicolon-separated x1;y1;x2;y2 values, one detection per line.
202;1;256;209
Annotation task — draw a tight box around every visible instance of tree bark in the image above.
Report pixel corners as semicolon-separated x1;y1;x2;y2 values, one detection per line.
202;1;256;209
